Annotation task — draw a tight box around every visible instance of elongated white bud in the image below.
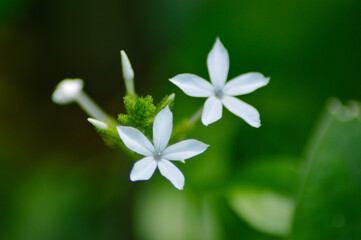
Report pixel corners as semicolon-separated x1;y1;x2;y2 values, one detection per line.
121;50;136;95
52;79;84;105
88;118;109;130
52;79;112;123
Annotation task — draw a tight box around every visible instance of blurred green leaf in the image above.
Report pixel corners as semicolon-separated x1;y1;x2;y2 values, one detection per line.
134;183;222;240
229;186;294;236
291;100;361;239
227;157;300;236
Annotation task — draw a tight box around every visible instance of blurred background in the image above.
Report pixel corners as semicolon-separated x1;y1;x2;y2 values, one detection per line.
1;0;360;239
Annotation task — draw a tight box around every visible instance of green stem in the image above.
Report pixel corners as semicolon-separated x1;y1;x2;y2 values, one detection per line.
75;91;116;125
171;106;203;142
188;106;203;126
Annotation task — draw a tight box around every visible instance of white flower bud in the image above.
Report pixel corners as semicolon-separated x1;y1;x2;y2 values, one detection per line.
88;118;109;130
52;79;84;105
121;50;135;95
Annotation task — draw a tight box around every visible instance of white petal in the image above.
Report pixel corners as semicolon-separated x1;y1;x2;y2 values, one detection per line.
201;96;223;126
163;139;209;161
222;96;261;128
207;38;229;90
158;160;185;190
223;72;270;96
130;157;157;181
169;74;214;97
153;106;173;152
116;126;155;156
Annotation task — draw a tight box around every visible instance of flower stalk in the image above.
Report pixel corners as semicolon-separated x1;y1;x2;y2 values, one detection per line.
52;79;116;125
75;90;114;124
188;106;203;126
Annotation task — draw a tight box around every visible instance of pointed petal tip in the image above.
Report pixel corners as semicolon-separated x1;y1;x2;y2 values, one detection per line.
251;121;261;128
265;76;271;84
201;119;213;126
214;37;225;47
174;182;184;190
207;37;229;89
201;119;209;126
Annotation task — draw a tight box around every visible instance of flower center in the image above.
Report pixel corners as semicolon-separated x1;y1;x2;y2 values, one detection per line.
215;89;223;98
154;152;162;160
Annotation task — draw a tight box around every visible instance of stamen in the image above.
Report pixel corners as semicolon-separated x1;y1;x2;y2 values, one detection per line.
154;152;162;160
215;89;223;98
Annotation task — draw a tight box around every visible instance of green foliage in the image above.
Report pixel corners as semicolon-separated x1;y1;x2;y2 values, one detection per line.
134;183;222;240
291;101;361;239
229;186;294;237
227;156;300;237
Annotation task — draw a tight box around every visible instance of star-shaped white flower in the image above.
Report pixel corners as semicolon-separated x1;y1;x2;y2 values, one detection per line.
116;106;209;190
170;38;270;127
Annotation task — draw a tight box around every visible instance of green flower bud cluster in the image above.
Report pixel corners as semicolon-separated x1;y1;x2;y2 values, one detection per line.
118;94;175;138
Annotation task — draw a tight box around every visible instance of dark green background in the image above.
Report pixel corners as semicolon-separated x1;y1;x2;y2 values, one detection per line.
1;0;360;239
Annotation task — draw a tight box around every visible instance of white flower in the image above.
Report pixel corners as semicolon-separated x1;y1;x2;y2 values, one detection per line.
170;38;270;127
116;106;209;190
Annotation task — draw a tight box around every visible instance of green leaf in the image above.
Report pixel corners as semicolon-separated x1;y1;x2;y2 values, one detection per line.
134;184;222;240
227;157;299;237
229;186;294;236
291;100;361;239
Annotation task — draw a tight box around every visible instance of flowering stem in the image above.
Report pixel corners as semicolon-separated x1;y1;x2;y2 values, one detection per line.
158;93;175;111
171;106;203;142
75;91;116;124
188;106;203;126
